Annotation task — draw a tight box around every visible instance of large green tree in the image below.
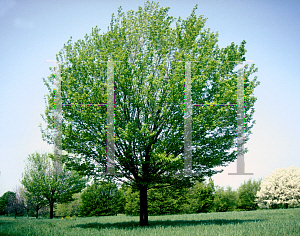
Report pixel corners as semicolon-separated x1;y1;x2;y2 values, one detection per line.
21;152;87;219
41;1;259;226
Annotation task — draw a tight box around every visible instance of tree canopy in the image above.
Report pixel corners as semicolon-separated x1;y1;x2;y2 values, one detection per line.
41;1;259;226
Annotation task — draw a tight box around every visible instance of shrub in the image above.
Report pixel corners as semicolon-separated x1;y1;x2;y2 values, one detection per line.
236;178;262;211
186;178;215;213
123;185;140;216
211;186;239;212
123;179;215;216
255;166;300;209
79;181;121;216
122;182;190;216
55;193;81;217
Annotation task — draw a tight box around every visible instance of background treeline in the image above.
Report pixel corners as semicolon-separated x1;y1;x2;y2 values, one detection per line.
117;178;263;216
57;177;263;217
0;177;289;218
0;178;260;217
1;177;263;218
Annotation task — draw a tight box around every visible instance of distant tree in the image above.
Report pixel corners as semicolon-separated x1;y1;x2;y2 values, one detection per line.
21;152;88;219
236;178;262;211
211;186;239;212
0;191;15;216
19;183;47;219
39;205;50;218
5;187;25;218
0;194;4;215
80;180;121;216
187;178;215;213
0;192;9;215
55;202;71;218
255;166;300;209
19;186;30;218
4;193;15;217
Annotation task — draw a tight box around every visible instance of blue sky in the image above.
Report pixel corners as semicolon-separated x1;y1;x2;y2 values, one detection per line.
0;0;299;196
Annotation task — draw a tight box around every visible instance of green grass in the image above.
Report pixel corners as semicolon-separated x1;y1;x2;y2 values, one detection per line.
0;208;299;236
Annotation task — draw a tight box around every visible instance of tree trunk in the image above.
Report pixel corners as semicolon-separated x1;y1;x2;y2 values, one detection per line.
50;202;54;219
139;184;149;226
14;210;17;219
36;207;39;219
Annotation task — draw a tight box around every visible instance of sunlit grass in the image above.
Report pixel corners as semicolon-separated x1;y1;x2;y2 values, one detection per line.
0;208;299;236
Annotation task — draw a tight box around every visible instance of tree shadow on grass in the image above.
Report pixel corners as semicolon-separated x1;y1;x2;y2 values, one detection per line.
74;218;264;230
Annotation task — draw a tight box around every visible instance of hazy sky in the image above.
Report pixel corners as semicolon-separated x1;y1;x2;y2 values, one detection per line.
0;0;299;196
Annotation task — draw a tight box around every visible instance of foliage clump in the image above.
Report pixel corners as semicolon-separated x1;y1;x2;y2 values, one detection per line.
79;181;124;216
255;166;300;209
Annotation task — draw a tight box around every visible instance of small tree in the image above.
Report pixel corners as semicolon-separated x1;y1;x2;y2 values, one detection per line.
39;205;50;218
0;192;15;215
187;178;215;213
114;184;127;215
255;166;300;209
236;178;262;211
0;191;16;216
19;184;47;219
0;194;4;215
147;184;180;215
55;193;81;217
80;180;120;216
5;187;25;218
21;152;88;219
123;184;140;216
19;186;31;218
212;186;239;212
4;193;15;217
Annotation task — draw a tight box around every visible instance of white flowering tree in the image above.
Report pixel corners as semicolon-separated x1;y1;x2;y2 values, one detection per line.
255;166;300;209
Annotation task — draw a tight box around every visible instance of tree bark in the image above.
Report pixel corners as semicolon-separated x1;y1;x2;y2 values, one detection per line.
36;206;39;219
139;184;149;226
50;202;54;219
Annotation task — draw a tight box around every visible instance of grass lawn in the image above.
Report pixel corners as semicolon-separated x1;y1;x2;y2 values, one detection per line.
0;208;299;236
